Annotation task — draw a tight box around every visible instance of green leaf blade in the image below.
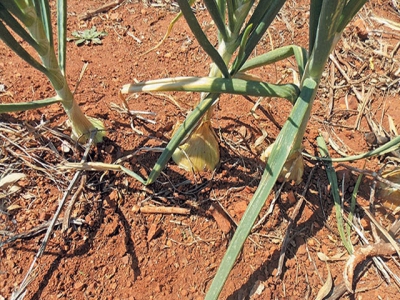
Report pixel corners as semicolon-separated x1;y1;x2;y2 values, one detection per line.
176;0;230;78
121;76;300;103
317;136;353;254
0;97;61;113
57;0;67;75
205;78;318;299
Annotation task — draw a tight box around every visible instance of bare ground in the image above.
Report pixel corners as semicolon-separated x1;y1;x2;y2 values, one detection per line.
1;0;400;299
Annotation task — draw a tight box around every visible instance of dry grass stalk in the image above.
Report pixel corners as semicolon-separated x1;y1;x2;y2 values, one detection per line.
131;205;191;215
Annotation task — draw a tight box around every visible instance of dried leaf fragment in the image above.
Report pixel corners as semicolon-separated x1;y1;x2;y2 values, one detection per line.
376;166;400;212
316;252;333;300
0;173;26;190
6;204;22;211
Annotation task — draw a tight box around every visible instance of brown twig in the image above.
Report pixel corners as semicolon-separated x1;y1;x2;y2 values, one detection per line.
355;86;374;131
344;242;399;292
389;217;400;237
12;130;97;300
62;174;87;232
338;163;400;190
0;218;85;247
327;261;382;300
276;165;316;277
78;0;124;20
368;175;381;245
322;125;354;156
328;60;335;116
362;207;400;258
342;214;398;291
329;53;364;100
252;181;286;232
132;205;190;215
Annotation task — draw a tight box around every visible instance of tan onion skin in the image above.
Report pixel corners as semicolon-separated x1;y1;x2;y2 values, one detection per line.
377;167;400;212
261;144;304;185
172;120;220;172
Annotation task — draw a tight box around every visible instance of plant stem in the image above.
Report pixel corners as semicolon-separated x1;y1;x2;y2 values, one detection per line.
203;34;238;120
21;1;100;141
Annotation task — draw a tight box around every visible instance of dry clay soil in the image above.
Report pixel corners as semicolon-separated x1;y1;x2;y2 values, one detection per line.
1;0;400;299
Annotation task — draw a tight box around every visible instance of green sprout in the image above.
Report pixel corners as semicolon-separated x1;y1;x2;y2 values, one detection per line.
68;26;107;46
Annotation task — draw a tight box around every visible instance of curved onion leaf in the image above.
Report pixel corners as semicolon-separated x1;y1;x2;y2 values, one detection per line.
121;76;299;103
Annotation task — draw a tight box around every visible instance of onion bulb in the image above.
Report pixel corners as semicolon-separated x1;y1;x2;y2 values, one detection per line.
260;143;304;185
172;120;220;172
376;166;400;213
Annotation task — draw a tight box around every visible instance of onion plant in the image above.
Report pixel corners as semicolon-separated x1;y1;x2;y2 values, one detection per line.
120;0;369;298
0;0;105;143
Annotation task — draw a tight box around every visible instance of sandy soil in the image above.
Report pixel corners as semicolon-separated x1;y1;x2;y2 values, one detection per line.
1;0;400;299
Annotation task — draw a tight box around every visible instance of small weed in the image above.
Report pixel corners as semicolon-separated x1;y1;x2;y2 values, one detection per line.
68;26;107;46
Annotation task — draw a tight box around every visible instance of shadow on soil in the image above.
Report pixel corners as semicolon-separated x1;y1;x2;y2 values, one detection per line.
225;161;395;299
226;165;332;300
28;193;140;299
4;113;384;299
